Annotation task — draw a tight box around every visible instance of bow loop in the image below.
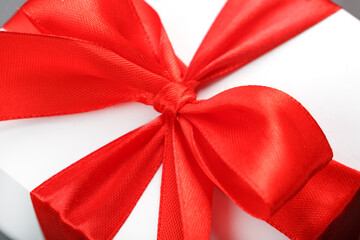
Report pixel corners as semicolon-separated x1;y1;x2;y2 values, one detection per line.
184;0;339;86
179;85;333;218
17;0;187;81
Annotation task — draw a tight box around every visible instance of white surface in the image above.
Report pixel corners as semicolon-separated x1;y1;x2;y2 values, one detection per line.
0;0;360;239
0;169;43;240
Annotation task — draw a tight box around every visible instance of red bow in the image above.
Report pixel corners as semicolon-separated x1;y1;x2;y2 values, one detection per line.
1;0;359;239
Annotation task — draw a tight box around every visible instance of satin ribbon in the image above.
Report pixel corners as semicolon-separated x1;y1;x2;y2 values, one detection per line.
1;0;359;239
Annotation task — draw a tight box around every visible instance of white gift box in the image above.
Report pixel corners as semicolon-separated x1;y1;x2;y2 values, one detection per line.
1;0;360;239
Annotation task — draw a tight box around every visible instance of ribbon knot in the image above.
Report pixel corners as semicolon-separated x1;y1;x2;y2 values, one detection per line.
153;82;196;117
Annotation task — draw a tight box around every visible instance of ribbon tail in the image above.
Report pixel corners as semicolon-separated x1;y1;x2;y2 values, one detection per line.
157;119;213;240
30;117;165;240
267;160;360;240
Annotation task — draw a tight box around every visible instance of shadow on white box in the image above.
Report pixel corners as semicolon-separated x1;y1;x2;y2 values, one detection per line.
1;0;360;239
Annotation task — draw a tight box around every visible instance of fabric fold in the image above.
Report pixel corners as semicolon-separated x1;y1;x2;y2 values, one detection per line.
268;161;360;240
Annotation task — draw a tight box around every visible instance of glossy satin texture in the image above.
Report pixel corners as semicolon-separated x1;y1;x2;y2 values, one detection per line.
1;0;359;239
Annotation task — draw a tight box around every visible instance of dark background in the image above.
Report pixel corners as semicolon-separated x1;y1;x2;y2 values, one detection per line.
0;0;359;240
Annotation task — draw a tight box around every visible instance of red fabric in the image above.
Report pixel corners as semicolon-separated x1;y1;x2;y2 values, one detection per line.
1;0;359;239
